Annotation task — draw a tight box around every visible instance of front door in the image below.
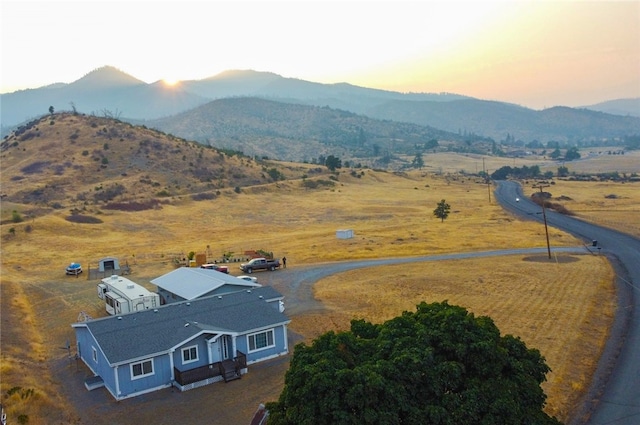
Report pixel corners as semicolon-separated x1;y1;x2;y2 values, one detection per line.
208;335;230;363
220;335;230;360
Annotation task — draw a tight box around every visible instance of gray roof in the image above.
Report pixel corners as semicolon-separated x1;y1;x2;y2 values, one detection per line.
73;286;289;365
150;267;260;300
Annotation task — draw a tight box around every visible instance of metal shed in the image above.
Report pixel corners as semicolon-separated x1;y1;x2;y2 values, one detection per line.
336;229;354;239
98;257;120;272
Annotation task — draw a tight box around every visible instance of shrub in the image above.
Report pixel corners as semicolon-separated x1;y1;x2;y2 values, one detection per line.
12;210;23;223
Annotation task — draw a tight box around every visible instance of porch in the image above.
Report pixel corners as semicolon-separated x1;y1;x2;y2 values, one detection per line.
173;351;247;392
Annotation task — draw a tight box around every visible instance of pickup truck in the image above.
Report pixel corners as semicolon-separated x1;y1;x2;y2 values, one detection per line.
239;257;280;273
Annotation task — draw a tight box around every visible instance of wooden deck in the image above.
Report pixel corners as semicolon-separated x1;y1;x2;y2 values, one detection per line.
173;351;247;388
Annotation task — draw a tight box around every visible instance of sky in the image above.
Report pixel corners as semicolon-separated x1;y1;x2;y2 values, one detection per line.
1;0;639;110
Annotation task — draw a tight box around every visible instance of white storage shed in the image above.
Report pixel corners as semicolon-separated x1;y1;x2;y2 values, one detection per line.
336;229;354;239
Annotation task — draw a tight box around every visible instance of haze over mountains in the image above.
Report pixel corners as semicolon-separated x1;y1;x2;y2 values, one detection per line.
2;65;639;162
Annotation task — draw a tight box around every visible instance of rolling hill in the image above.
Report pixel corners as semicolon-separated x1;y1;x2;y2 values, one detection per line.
0;112;324;221
142;97;465;163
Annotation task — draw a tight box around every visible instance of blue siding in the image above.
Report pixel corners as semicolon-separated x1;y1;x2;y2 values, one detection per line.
116;354;172;398
75;327;118;395
241;325;288;364
173;337;210;371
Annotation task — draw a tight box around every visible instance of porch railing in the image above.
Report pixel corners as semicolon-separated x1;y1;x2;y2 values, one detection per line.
174;351;247;386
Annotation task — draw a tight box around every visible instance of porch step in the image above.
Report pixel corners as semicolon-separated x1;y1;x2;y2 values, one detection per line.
221;359;241;382
223;371;241;382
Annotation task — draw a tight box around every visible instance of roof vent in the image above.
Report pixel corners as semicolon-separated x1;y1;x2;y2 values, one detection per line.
218;296;222;299
153;309;158;313
117;316;122;320
259;295;263;299
186;302;191;306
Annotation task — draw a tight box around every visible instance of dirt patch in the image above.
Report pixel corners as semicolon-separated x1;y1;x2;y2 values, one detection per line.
65;215;103;224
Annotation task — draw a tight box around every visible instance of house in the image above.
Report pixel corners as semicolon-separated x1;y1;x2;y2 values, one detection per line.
151;267;261;304
72;286;290;400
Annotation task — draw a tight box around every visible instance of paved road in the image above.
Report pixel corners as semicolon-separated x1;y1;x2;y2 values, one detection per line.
495;180;640;425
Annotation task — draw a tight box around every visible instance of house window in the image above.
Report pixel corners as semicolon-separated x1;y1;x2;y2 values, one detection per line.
130;359;154;380
248;329;275;352
92;347;98;363
182;345;198;364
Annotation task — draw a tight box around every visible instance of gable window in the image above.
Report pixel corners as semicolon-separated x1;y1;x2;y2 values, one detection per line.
92;347;98;363
130;359;154;380
248;329;275;352
182;345;198;364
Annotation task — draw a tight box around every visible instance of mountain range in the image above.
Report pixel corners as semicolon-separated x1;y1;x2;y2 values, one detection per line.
2;66;639;162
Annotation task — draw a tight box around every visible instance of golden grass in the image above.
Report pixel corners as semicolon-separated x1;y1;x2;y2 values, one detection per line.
0;168;632;424
302;254;615;421
524;178;640;238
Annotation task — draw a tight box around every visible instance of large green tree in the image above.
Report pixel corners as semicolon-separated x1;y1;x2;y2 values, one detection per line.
267;302;561;425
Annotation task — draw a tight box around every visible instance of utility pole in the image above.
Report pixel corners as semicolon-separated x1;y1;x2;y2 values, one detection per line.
532;183;551;259
483;158;491;204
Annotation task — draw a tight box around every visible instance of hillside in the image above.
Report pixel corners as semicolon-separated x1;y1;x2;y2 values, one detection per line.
364;99;640;142
0;113;324;221
143;97;465;163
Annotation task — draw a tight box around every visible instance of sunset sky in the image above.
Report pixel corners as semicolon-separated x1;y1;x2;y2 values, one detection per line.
2;0;639;110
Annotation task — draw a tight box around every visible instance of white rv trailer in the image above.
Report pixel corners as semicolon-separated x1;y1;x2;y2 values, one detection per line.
97;275;160;315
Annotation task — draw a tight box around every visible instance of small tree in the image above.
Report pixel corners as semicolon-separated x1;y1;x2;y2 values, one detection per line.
325;155;342;172
48;105;54;115
433;199;451;222
411;152;424;169
12;210;23;223
565;147;581;161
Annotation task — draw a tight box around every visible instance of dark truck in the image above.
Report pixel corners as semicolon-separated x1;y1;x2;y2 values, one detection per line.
239;257;280;273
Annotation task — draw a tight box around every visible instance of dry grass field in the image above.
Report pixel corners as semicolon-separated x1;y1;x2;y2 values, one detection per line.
1;148;637;424
307;254;614;422
525;178;640;239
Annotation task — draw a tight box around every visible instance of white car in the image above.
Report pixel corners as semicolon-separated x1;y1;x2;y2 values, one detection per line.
236;275;258;283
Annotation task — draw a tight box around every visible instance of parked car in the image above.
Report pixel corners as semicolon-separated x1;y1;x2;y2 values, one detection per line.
236;275;258;283
239;257;280;273
200;263;229;274
66;262;82;275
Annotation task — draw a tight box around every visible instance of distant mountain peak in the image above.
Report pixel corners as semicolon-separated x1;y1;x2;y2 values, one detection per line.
204;69;281;82
72;65;145;88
